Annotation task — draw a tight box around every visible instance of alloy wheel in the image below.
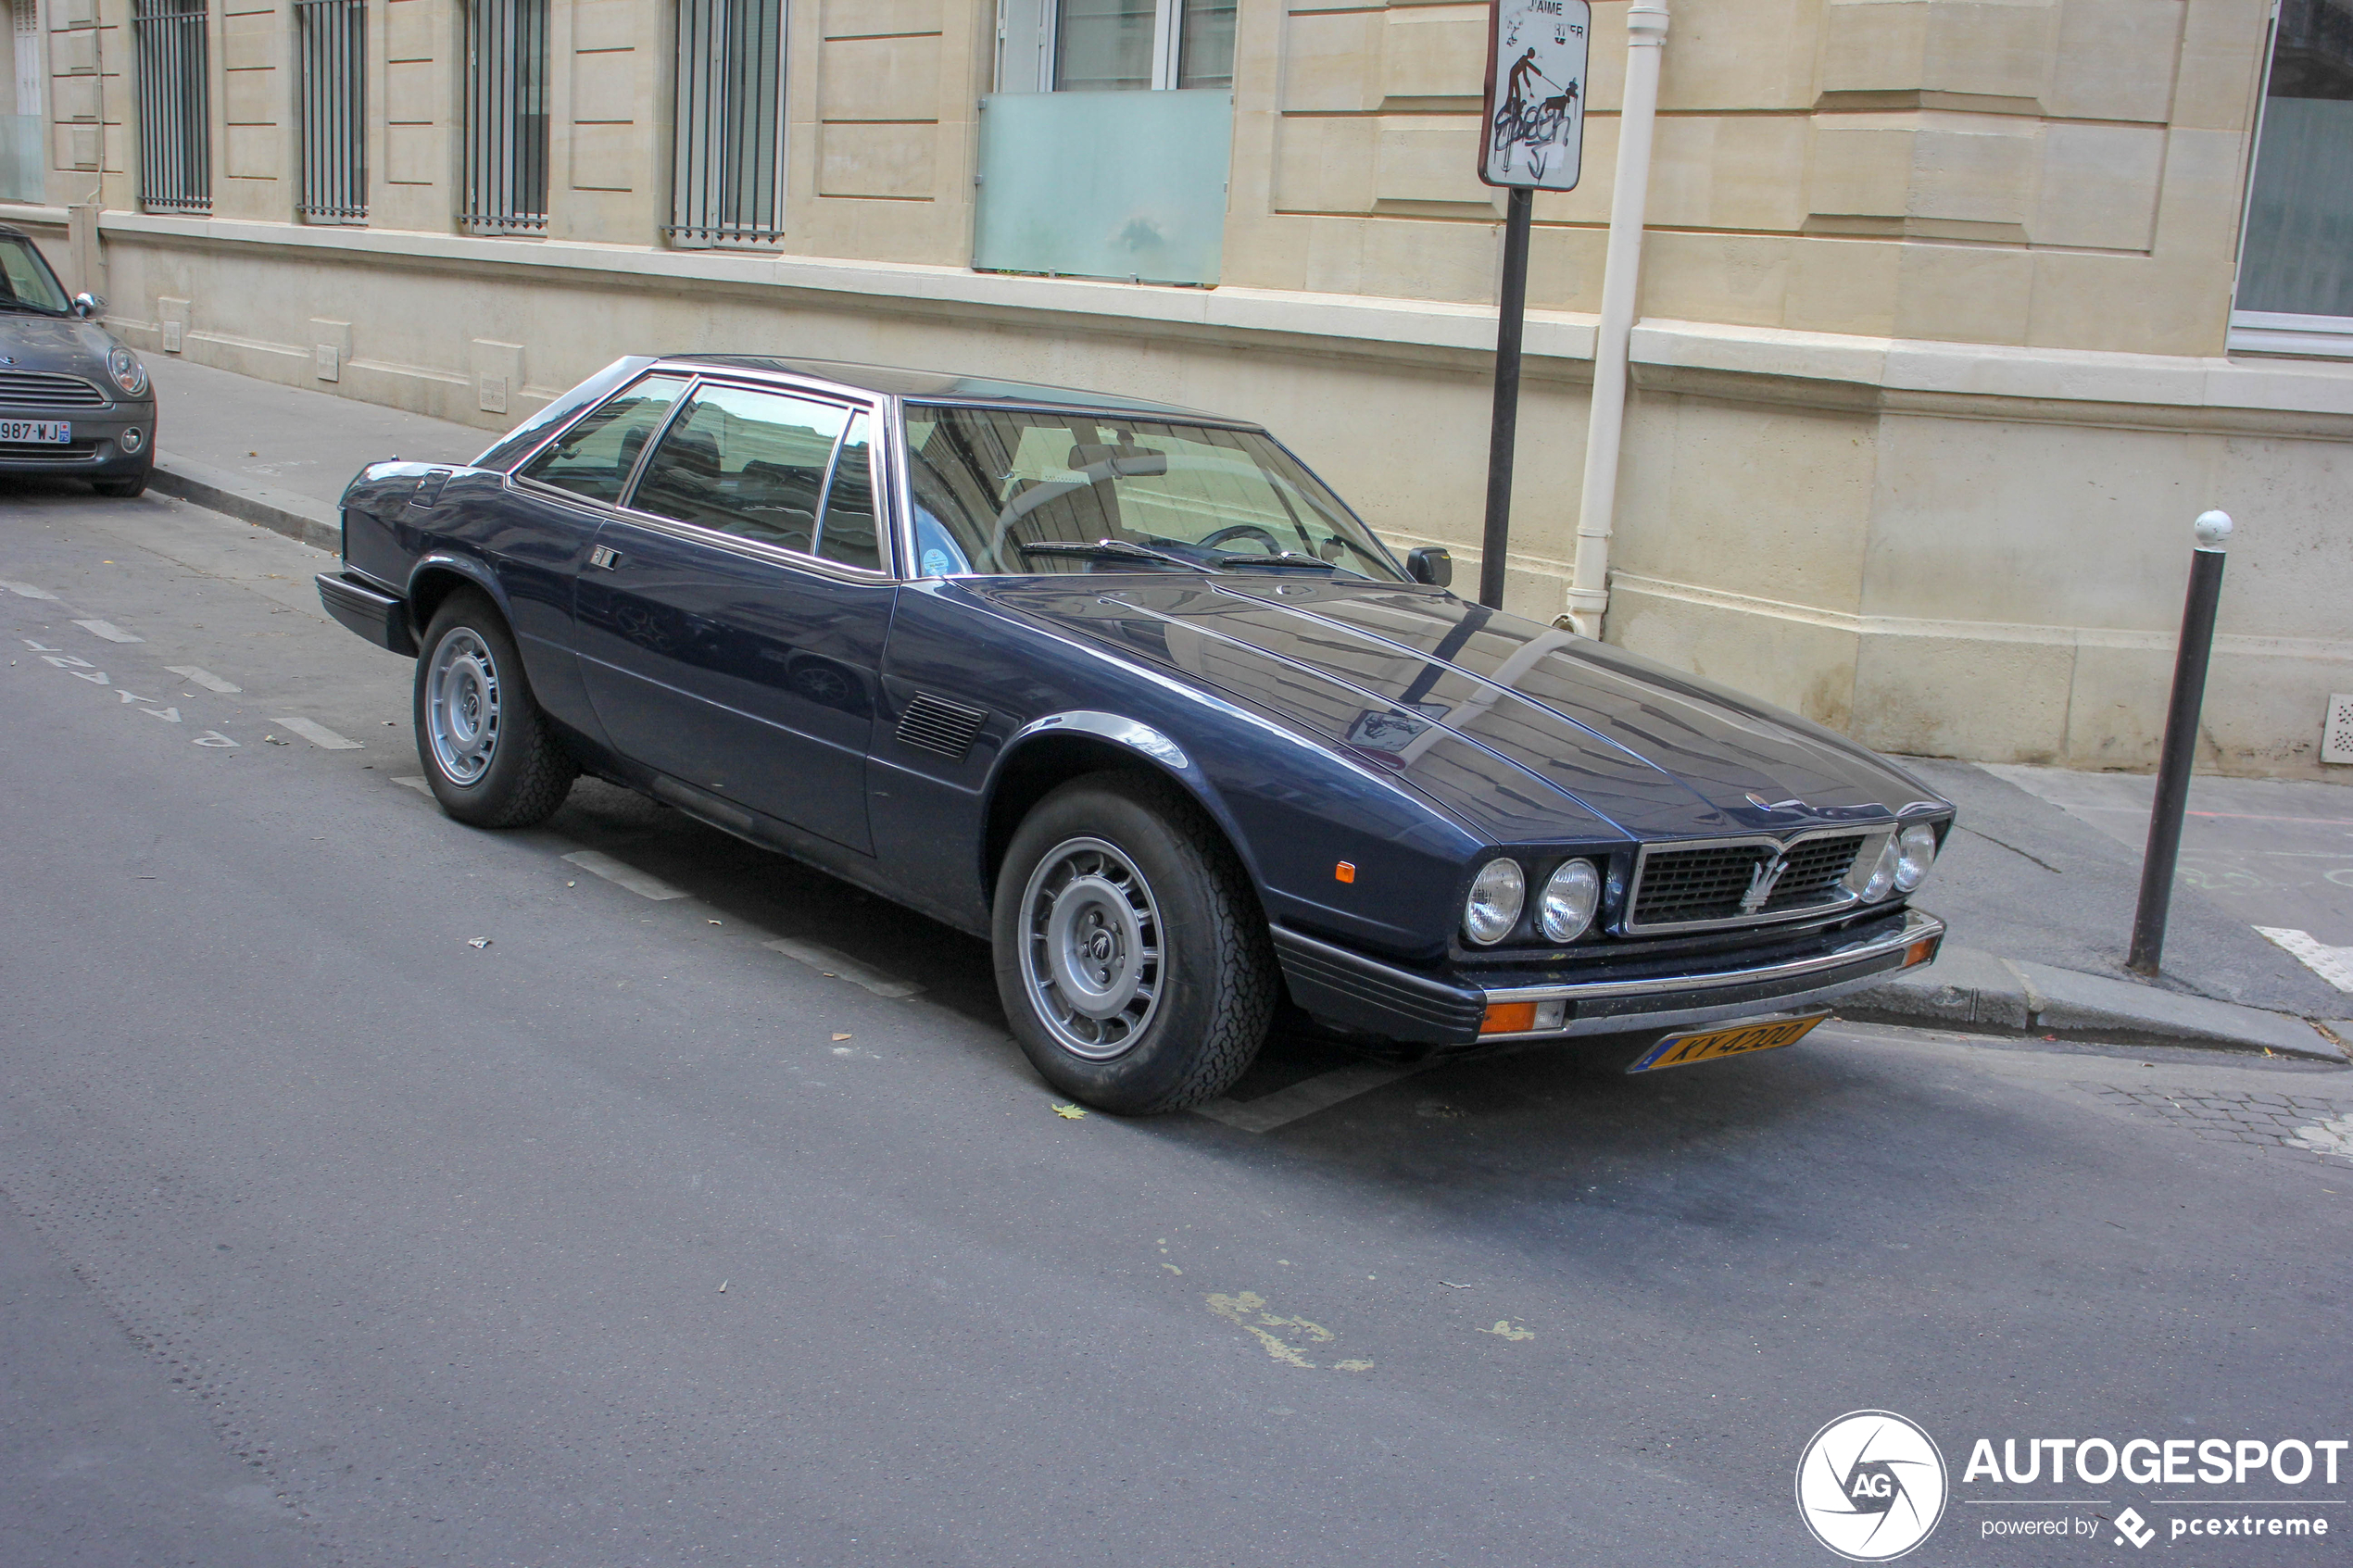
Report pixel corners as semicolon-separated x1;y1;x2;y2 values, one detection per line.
1019;835;1164;1060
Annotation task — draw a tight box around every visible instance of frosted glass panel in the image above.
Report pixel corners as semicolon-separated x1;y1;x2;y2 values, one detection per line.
2236;0;2353;318
0;115;40;202
974;88;1232;286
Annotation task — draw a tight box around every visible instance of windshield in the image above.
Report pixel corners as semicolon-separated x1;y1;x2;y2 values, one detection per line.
0;236;71;315
901;404;1407;581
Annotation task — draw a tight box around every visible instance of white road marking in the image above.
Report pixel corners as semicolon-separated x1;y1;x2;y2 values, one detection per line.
166;665;241;694
761;936;926;998
145;707;182;722
39;654;92;669
193;731;240;748
1194;1063;1422;1134
2257;926;2353;994
393;775;434;795
23;640;62;650
269;716;363;750
561;849;689;901
0;581;58;599
73;620;144;644
117;688;153;704
69;670;109;685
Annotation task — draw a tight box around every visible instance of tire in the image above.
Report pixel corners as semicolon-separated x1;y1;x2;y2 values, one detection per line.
92;470;148;499
413;589;577;828
992;772;1277;1114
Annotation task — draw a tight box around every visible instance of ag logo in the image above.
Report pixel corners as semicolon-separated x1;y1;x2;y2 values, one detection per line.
1796;1411;1949;1561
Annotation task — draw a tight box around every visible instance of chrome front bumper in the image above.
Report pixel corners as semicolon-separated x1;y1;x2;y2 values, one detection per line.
1270;909;1943;1048
1476;909;1944;1041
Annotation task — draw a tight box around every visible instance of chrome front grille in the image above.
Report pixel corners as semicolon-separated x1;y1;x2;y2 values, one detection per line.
0;370;111;408
1627;831;1874;934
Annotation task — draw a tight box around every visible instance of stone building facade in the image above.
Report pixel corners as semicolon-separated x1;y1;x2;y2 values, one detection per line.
2;0;2347;776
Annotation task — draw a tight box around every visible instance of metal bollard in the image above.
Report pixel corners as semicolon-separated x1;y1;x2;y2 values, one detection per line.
2127;510;2233;976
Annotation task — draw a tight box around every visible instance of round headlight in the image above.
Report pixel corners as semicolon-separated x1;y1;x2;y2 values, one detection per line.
1854;835;1899;903
1538;858;1601;943
1463;858;1525;946
1894;822;1939;892
107;346;148;397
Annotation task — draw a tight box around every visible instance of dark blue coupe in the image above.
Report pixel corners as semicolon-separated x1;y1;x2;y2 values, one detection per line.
320;355;1953;1112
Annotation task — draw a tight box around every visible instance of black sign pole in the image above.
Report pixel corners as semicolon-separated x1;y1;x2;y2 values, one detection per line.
1478;184;1534;610
2127;509;2233;975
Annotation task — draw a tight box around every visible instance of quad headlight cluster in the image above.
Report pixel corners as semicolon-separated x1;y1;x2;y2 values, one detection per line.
1849;822;1942;903
1463;856;1602;947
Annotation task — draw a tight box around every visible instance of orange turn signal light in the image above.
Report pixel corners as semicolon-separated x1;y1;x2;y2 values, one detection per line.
1335;860;1356;884
1479;1001;1538;1035
1904;937;1938;968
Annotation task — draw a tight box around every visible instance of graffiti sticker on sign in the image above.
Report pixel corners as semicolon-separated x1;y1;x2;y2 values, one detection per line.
1479;0;1592;190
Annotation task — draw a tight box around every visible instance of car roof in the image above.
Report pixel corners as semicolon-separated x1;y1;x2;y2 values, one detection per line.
655;354;1241;424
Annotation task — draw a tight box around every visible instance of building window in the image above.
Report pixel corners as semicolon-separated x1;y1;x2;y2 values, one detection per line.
461;0;549;234
999;0;1234;94
6;0;44;203
2232;0;2353;356
295;0;365;223
132;0;210;215
669;0;785;247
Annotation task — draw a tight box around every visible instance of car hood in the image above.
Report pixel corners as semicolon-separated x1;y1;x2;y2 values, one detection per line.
973;574;1946;845
0;313;121;381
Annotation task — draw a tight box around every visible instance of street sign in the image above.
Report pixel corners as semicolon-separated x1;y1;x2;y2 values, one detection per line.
1479;0;1591;191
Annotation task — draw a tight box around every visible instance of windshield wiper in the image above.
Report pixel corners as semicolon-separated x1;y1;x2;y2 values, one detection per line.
0;300;67;316
1017;539;1205;571
1208;549;1339;571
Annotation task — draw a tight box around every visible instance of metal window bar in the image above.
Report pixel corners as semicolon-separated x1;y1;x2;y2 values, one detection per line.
667;0;784;246
132;0;210;214
460;0;548;233
295;0;365;222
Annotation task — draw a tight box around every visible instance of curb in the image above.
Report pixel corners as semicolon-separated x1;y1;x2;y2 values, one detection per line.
1844;944;2348;1063
150;453;340;555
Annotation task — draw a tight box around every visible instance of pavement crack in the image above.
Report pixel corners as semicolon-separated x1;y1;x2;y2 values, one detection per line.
1954;823;2064;874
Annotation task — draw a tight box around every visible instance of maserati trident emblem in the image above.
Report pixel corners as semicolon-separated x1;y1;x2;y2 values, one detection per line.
1741;851;1790;914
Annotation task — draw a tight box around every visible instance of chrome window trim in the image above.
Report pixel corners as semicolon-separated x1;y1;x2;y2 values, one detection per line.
1621;824;1896;936
606;375;900;583
506;367;698;501
1474;909;1942;1040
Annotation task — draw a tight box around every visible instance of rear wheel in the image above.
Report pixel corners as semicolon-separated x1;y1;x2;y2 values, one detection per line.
414;590;576;827
993;773;1277;1114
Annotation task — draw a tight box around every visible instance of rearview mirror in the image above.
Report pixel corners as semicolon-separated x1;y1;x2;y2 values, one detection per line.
70;292;106;319
1068;443;1167;478
1406;546;1453;587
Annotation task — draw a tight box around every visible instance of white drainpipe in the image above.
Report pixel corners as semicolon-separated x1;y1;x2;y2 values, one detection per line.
1567;1;1670;637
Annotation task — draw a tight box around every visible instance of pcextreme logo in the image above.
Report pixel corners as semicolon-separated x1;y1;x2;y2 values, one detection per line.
1797;1411;1951;1562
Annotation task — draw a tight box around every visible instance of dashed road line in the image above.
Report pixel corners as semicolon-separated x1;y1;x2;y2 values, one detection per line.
561;849;689;901
1195;1063;1422;1134
166;665;242;694
761;936;926;998
73;619;144;644
0;579;57;599
269;716;363;750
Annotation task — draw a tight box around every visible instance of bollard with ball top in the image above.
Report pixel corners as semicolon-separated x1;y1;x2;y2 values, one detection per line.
2127;509;2232;976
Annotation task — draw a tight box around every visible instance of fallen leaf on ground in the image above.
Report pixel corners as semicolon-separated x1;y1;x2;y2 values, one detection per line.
832;1033;852;1041
1053;1104;1088;1120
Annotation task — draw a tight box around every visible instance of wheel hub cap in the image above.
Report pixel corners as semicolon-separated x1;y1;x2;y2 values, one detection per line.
1020;837;1164;1061
425;628;501;786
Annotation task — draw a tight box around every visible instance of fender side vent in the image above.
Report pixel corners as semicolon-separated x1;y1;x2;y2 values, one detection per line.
896;692;988;760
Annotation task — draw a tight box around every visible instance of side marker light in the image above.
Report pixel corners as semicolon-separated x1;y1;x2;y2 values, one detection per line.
1335;860;1355;884
1480;1001;1537;1035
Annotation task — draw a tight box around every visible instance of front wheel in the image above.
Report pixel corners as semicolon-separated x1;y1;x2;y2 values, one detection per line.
92;469;149;498
413;589;577;827
992;773;1277;1114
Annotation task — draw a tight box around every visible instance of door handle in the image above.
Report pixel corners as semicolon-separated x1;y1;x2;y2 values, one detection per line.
588;545;623;571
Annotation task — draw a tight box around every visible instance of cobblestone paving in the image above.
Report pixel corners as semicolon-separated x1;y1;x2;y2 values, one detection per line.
2079;1084;2353;1162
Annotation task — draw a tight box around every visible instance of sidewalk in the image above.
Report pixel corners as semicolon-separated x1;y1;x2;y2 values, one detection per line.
126;357;2353;1062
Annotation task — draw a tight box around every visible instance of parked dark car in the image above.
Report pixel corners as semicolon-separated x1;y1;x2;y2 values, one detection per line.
319;355;1952;1111
0;224;155;496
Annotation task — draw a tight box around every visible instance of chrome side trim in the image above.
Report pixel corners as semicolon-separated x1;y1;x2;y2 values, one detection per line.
1009;710;1190;771
1623;825;1895;936
1476;909;1943;1040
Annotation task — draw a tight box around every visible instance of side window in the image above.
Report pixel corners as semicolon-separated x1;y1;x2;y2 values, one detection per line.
628;383;850;553
813;412;882;571
515;375;689;503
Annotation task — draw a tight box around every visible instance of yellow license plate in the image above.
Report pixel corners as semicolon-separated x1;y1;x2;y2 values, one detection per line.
1627;1012;1828;1073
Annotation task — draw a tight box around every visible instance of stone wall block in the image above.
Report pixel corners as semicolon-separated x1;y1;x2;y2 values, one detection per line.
1907;116;2039;226
1894;240;2032;344
824;0;939;36
2032;121;2162;250
573;0;642;54
1784;233;1901;335
1273;114;1376;214
572;47;639;119
221;8;275;71
1818;0;1931;96
1378;6;1485;103
818;32;938;122
1373;119;1497;207
1280;10;1380;114
2171;0;2271;132
1921;1;2057;105
1807;121;1916;220
1851;633;2073;761
49;27;96;75
384;0;439;60
1642;232;1792;329
2048;0;2183;122
1657;0;1818;111
819;121;936;199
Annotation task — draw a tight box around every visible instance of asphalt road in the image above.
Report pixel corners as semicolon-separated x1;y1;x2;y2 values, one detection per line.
4;481;2351;1567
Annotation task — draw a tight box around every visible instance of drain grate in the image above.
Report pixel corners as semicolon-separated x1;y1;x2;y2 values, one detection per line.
2324;693;2353;766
